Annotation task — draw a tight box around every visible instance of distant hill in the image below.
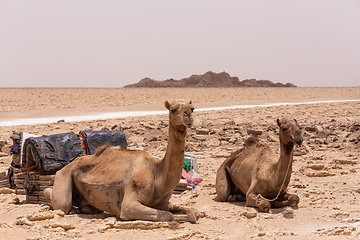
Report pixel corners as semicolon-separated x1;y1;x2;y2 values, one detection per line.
124;71;297;88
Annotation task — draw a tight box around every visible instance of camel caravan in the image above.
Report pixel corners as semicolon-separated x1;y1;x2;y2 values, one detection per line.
8;99;303;223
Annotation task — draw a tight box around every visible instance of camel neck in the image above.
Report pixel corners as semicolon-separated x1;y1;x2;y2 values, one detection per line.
276;139;294;187
161;123;186;186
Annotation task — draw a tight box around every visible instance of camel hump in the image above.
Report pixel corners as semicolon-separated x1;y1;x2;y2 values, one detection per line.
94;143;111;156
244;136;259;147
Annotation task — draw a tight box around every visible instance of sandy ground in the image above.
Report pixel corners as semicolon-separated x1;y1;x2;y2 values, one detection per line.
0;87;360;240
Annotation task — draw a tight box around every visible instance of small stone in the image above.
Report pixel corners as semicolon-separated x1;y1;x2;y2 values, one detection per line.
0;187;15;194
333;205;340;210
0;152;8;157
49;223;75;231
104;217;117;226
27;212;55;221
329;211;350;219
342;218;360;223
86;229;97;234
98;225;111;233
52;227;66;232
307;164;325;170
8;197;20;204
15;217;33;226
196;128;210;135
316;131;328;139
267;135;277;142
240;209;258;218
282;208;294;219
247;129;262;136
55;210;65;217
39;206;51;212
305;126;317;132
333;159;358;165
314;139;324;144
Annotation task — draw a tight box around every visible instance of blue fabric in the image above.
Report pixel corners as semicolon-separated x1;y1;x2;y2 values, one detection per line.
10;140;20;154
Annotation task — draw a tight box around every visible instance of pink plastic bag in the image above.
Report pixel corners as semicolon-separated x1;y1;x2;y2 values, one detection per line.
181;169;203;185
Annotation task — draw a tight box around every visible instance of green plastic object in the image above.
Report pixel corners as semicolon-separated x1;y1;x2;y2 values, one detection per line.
183;157;192;172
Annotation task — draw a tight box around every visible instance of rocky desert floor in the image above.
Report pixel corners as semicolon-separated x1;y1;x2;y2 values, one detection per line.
0;87;360;240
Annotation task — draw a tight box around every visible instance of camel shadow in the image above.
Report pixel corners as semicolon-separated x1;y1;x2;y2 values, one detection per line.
269;206;298;219
69;207;119;220
213;197;298;219
77;213;117;220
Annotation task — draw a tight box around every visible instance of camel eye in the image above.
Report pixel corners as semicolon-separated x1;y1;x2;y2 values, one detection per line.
282;127;288;131
171;108;177;113
190;108;194;112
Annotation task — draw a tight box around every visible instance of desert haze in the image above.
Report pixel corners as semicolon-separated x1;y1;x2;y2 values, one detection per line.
0;87;360;239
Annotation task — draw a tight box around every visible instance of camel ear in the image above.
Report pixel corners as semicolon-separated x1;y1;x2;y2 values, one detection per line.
188;101;194;112
277;118;281;127
165;101;170;110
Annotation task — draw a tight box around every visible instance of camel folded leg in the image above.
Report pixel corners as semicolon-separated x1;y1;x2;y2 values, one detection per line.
120;200;175;222
227;185;246;202
271;193;299;208
215;163;232;201
246;192;271;213
157;202;199;223
120;194;198;223
246;182;271;212
50;169;73;214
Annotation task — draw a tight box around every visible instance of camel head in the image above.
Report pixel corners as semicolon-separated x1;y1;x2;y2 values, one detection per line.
165;100;194;132
277;118;303;145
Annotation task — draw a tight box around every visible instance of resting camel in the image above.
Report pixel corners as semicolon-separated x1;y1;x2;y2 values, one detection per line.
44;100;199;223
216;118;303;212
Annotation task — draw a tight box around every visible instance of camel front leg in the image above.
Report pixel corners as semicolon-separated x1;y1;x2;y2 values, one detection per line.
271;193;299;208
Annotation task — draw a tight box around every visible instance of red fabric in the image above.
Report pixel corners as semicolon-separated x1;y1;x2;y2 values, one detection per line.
21;165;36;172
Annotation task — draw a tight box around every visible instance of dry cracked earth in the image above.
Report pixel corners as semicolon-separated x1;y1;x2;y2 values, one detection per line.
0;100;359;239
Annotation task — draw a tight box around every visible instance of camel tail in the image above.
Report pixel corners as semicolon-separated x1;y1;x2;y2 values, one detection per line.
95;143;111;156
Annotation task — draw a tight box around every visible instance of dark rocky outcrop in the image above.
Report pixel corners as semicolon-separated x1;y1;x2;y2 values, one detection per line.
124;71;296;88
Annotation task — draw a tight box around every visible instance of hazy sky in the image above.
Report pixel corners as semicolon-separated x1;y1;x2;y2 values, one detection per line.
1;0;359;87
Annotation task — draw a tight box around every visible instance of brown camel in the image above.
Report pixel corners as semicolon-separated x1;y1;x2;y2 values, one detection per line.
215;118;303;212
44;100;199;223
